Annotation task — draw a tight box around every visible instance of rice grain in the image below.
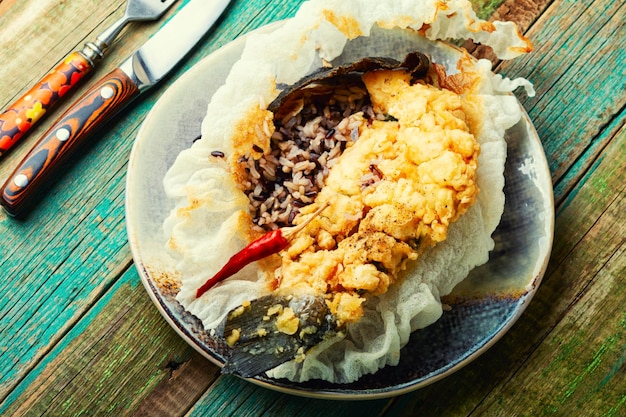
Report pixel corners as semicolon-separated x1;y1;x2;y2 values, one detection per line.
241;85;383;231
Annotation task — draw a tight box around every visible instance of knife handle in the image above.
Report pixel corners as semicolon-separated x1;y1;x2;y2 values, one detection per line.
0;52;94;157
0;68;139;217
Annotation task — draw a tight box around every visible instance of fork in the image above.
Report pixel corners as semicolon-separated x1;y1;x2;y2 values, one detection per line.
0;0;178;157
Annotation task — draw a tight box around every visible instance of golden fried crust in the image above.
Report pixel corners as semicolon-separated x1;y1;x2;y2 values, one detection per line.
275;69;481;325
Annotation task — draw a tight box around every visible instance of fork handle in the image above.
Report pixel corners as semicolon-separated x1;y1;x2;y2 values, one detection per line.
0;52;95;157
0;67;139;217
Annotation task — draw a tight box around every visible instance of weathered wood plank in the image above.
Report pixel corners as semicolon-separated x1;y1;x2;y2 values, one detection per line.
470;130;626;416
383;109;625;416
0;0;192;403
468;0;625;206
548;108;625;273
0;0;313;413
0;268;220;416
1;0;622;416
0;0;126;116
186;374;391;417
498;0;625;205
0;168;131;401
552;104;625;214
386;4;626;409
131;351;219;417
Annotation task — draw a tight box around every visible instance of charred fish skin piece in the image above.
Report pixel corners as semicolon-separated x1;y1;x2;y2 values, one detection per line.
219;295;337;378
241;51;431;232
219;51;432;378
268;51;430;121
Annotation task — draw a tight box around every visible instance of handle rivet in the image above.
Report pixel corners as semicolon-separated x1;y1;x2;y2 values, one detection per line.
56;128;71;142
14;174;29;188
100;86;114;99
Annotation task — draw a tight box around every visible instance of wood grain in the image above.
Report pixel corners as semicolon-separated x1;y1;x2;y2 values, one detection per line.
0;0;623;416
0;0;163;401
187;375;391;417
0;269;219;416
499;0;625;205
0;0;313;413
470;120;626;417
131;351;220;417
381;96;625;417
0;0;124;105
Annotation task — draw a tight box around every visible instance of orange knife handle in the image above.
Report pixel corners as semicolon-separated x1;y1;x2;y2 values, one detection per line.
0;68;139;217
0;52;94;156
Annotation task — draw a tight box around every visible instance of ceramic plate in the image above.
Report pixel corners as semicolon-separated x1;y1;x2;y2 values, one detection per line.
126;21;554;399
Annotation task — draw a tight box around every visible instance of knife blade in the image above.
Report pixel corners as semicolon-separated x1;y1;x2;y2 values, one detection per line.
0;0;231;217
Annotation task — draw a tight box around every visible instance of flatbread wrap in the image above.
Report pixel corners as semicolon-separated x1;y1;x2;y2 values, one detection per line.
162;0;534;383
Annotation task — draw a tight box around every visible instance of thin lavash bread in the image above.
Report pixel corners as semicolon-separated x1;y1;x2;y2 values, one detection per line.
162;0;535;383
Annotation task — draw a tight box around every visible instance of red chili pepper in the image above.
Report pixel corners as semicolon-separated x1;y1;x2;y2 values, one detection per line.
195;202;329;298
195;230;288;298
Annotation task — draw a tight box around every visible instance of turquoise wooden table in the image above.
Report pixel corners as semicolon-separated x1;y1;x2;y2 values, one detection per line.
0;0;624;415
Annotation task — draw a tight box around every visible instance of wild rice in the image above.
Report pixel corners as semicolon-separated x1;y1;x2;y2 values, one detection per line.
241;84;385;231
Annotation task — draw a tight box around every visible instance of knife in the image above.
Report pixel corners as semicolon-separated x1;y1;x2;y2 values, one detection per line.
0;0;179;158
0;0;232;217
